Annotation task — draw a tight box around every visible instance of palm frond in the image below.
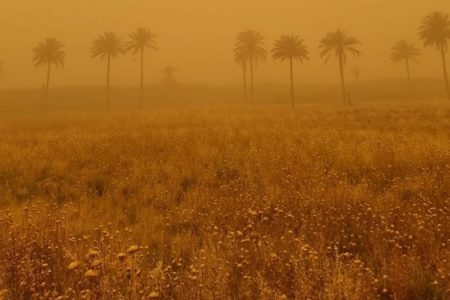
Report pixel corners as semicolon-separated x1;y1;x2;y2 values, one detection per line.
319;29;361;64
33;38;66;68
91;32;125;60
419;11;450;51
127;28;157;55
391;40;422;63
272;35;309;63
234;30;267;66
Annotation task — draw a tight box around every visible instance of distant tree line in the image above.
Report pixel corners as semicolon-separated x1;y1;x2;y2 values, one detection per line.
29;11;450;111
234;11;450;106
33;28;159;111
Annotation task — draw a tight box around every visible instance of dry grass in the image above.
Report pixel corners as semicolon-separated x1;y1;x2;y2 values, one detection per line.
0;106;449;299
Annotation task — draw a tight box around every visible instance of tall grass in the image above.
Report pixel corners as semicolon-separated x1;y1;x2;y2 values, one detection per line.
0;106;449;299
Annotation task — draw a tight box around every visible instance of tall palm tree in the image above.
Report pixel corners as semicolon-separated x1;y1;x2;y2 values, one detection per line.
234;30;267;104
91;32;124;111
32;38;65;112
272;35;309;108
127;28;157;110
419;11;450;100
234;46;249;103
319;29;361;105
391;40;421;97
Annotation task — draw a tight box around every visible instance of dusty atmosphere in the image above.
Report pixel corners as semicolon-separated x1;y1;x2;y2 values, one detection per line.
0;1;450;300
1;1;449;88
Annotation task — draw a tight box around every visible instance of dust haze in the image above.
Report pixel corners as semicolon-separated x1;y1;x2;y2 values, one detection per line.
1;2;450;299
1;0;449;88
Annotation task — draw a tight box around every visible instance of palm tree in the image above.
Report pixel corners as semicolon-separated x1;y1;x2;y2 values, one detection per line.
161;66;177;88
127;28;157;110
234;30;267;104
91;32;124;110
234;46;249;103
32;38;65;112
391;40;421;97
419;11;450;100
319;29;361;105
272;35;309;108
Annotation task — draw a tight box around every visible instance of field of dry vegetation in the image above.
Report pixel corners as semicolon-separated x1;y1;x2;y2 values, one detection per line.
0;105;449;299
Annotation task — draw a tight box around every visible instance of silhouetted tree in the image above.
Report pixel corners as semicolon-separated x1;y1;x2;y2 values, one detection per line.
319;29;361;105
33;38;65;112
391;40;421;97
91;32;124;110
234;45;249;103
419;11;450;100
352;67;361;82
235;30;267;104
127;28;157;110
272;35;309;108
161;66;177;88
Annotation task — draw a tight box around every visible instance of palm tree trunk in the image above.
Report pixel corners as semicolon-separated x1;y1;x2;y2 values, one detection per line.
140;48;144;110
106;55;111;111
249;56;254;104
242;62;248;103
44;62;51;113
405;58;413;99
338;54;347;105
289;58;295;108
440;45;450;101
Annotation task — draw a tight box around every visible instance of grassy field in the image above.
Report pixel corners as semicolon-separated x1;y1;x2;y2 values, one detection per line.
0;105;449;299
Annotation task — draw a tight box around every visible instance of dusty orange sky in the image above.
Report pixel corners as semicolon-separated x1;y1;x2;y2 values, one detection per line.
1;0;450;88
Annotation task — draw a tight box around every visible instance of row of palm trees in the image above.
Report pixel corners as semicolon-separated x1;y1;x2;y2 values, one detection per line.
234;11;450;107
33;28;157;111
233;28;361;107
91;29;157;110
33;11;450;111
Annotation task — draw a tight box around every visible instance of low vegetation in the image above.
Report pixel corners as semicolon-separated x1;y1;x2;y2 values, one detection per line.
0;106;449;299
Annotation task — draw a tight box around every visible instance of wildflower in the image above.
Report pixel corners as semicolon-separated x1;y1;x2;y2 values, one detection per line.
84;269;99;278
87;249;100;258
92;259;102;267
67;261;80;271
127;245;139;254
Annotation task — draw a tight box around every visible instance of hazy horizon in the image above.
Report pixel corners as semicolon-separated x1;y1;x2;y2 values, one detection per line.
1;0;450;89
